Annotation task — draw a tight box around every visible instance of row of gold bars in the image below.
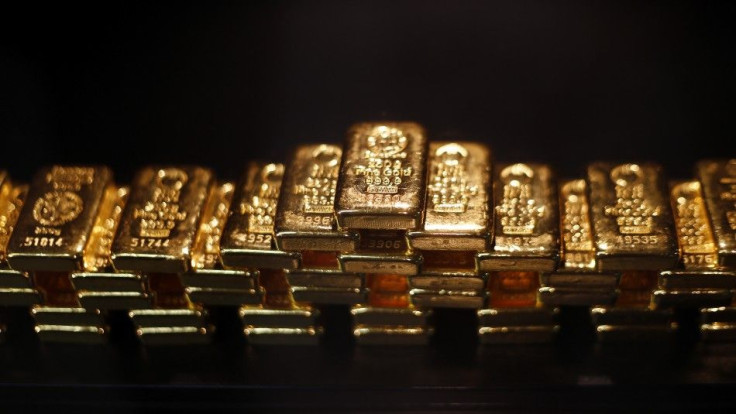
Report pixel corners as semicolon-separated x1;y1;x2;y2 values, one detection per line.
0;121;734;345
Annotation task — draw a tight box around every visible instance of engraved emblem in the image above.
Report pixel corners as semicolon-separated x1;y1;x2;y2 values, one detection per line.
243;163;283;234
673;182;716;256
32;191;83;226
134;168;189;238
604;164;660;235
428;143;477;213
354;125;413;195
497;164;545;235
294;145;341;214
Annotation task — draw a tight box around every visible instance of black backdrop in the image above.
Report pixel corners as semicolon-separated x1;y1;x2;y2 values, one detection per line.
2;1;736;411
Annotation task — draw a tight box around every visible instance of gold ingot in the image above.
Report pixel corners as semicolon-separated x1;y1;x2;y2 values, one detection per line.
559;179;596;270
338;230;421;275
112;166;215;273
220;163;300;270
275;144;358;254
8;166;113;271
335;122;428;230
477;163;560;272
408;142;492;261
588;162;678;271
696;159;736;268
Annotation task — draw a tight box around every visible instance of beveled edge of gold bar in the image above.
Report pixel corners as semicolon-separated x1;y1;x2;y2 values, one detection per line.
652;289;733;309
128;308;206;328
111;165;215;273
8;166;113;272
659;269;736;290
181;268;258;290
239;307;319;328
353;326;432;345
285;269;364;289
136;326;210;345
291;286;367;305
409;289;486;309
35;325;107;344
276;231;359;253
78;291;152;310
335;122;428;231
590;306;673;325
0;268;33;289
339;253;421;275
31;306;103;325
540;271;620;289
407;233;489;252
70;271;145;292
476;252;559;272
220;249;300;270
0;288;41;306
696;159;736;268
595;254;680;272
186;287;263;306
244;327;322;345
408;272;486;291
538;287;618;307
477;307;559;327
350;305;430;326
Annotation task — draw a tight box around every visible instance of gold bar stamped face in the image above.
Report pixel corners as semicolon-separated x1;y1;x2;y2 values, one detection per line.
220;163;300;270
112;166;215;273
697;159;736;268
0;182;27;266
588;162;678;271
670;181;719;270
559;179;596;270
8;166;112;271
477;163;560;272
407;141;492;252
335;122;428;230
190;182;234;270
275;144;358;252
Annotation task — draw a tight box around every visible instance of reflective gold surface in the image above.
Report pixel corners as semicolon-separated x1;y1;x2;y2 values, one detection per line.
190;182;234;270
559;179;596;270
477;163;560;272
0;181;26;266
275;144;358;252
112;166;215;273
82;186;129;272
588;162;678;271
335;122;427;230
408;141;491;251
670;181;718;270
8;166;112;271
696;159;736;268
220;162;300;269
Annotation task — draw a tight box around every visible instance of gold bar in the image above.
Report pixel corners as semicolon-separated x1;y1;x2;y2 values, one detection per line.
275;144;358;252
409;288;486;309
477;308;559;344
220;163;300;270
190;182;234;271
286;269;364;289
587;162;678;271
591;307;676;342
291;286;367;305
0;178;25;265
352;326;431;345
477;163;560;272
335;122;428;230
408;141;492;252
185;287;263;306
338;230;421;275
243;327;322;346
409;270;486;291
560;179;596;270
8;166;112;271
696;159;736;268
111;166;215;273
701;307;736;342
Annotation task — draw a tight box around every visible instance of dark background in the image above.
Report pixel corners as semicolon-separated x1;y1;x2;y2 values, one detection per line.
2;1;736;411
2;1;736;183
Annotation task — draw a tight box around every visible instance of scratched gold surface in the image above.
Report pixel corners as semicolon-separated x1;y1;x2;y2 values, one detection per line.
111;166;214;273
407;141;491;251
275;144;358;252
588;162;678;271
335;122;428;230
190;182;234;270
559;179;596;270
477;163;559;272
220;162;300;269
8;166;112;271
696;159;736;268
0;182;27;266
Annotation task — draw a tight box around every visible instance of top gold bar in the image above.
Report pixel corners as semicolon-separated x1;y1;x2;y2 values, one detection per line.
334;122;428;230
559;179;596;270
111;166;215;273
275;144;358;252
407;141;492;251
477;163;560;272
670;181;719;270
8;166;112;271
696;159;736;268
587;162;678;271
0;171;18;265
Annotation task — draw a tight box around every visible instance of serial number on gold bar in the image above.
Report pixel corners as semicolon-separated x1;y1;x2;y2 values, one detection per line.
335;122;428;230
588;162;678;271
8;166;112;271
275;144;358;252
220;162;300;269
477;163;560;272
407;141;492;251
111;166;215;273
697;159;736;268
559;179;596;270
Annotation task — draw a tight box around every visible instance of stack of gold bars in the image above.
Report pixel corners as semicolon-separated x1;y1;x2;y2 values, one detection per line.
0;121;735;346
